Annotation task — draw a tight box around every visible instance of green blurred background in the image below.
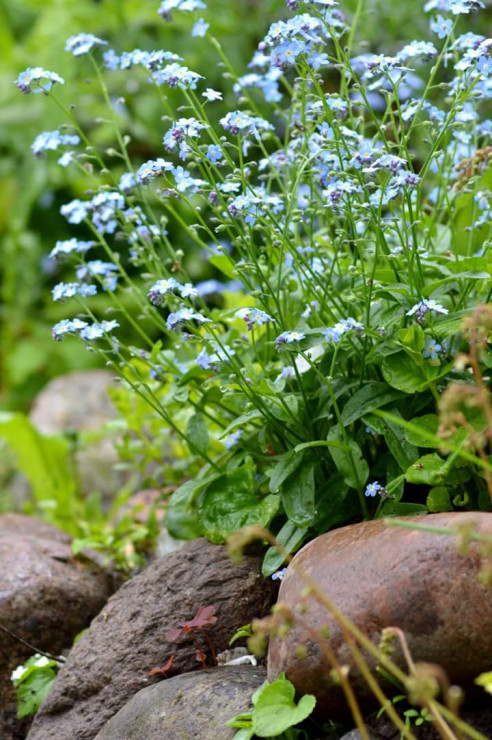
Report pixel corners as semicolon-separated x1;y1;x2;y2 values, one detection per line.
0;0;288;410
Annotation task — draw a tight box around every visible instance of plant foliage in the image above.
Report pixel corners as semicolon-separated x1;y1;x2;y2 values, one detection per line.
10;0;492;574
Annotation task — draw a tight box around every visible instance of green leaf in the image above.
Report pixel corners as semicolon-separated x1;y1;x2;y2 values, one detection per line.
232;729;255;740
475;671;492;695
170;475;221;505
11;654;60;688
373;284;411;302
443;257;492;274
173;387;189;403
382;501;428;516
341;382;404;426
426;487;452;512
0;412;76;529
269;450;304;493
382;351;428;393
198;466;280;544
165;474;220;540
315;381;360;420
362;414;386;435
265;395;299;423
294;439;345;453
229;623;253;646
422;271;491;295
186;413;209;456
403;415;440;448
281;462;316;527
314;476;360;533
405;454;449;486
164;507;203;540
384;414;419;471
228;712;254;727
16;668;57;718
327;427;369;490
262;520;310;576
374;268;400;283
208;254;237;279
398;324;425;353
252;673;316;737
220;410;263;438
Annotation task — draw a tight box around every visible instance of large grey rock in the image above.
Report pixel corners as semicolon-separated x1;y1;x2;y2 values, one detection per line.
29;370;116;435
28;538;277;740
0;514;113;740
94;666;266;740
268;512;492;720
29;369;121;498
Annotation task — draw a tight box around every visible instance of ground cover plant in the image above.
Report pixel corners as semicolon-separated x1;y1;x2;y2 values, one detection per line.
13;0;492;578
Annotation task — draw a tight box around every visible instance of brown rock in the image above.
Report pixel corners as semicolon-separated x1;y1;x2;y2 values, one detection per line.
94;666;266;740
28;538;277;740
268;513;492;719
0;514;113;740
